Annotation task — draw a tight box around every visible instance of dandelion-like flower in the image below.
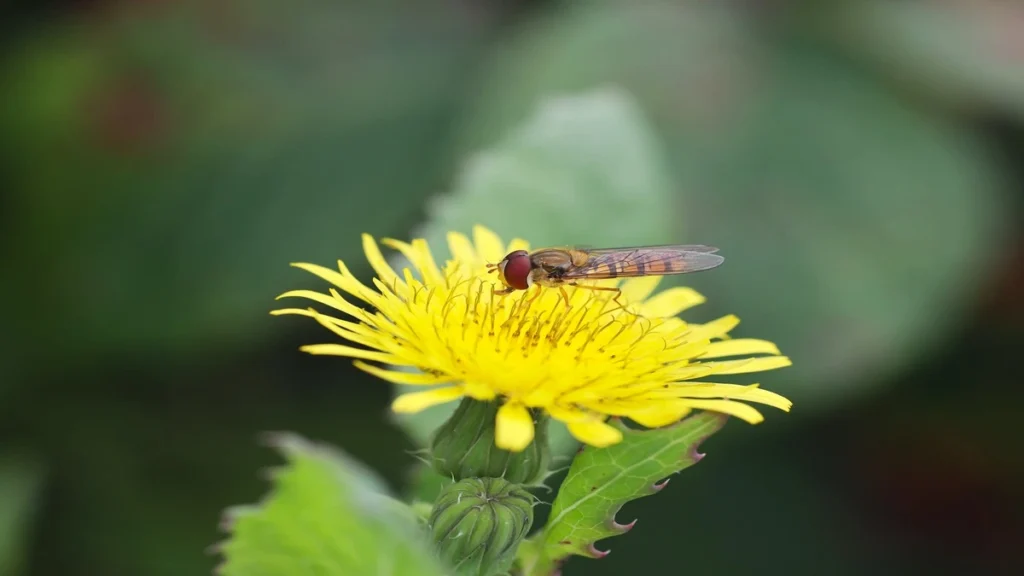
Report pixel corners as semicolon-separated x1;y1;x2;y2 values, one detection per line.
272;226;792;452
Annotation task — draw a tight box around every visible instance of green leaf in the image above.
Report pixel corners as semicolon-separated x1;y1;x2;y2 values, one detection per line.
216;433;446;576
673;44;1010;408
0;0;485;358
518;413;727;575
417;87;677;250
404;463;455;506
0;454;44;576
825;0;1024;118
448;1;757;156
389;86;679;454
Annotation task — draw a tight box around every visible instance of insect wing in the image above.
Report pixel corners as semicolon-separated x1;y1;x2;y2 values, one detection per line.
584;244;719;255
560;246;724;280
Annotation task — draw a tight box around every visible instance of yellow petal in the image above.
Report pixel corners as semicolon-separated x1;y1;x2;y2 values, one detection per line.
380;239;444;286
299;344;401;365
461;382;499;401
288;262;349;290
683;399;766;424
643;383;792;411
544;404;594;423
353;361;452;386
307;310;382;350
566;419;623;448
700;356;793;375
496;402;535;451
686;315;740;342
272;306;372;337
392;386;465;413
342;260;394;307
663;339;713;363
669;364;719;381
274;289;368;320
362;234;400;287
626;404;692;428
700;339;781;359
290;262;377;305
446;231;478;263
473;225;506;263
506;238;531;253
618;276;662;304
371;277;407;302
637;287;705;318
412;239;443;284
269;307;314;317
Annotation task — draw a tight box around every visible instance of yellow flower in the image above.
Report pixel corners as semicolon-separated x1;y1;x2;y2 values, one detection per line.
272;225;792;452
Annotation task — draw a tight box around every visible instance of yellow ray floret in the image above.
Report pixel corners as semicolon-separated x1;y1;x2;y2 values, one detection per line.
272;225;793;451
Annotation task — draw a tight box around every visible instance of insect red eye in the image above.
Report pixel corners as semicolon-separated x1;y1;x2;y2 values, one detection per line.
499;250;532;290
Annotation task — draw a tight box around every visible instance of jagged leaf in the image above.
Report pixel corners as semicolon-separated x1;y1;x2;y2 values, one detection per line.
216;433;445;576
390;87;678;455
518;413;727;574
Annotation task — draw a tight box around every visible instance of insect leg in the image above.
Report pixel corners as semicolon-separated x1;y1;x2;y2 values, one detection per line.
524;286;543;305
492;285;514;296
568;283;626;312
558;286;572;307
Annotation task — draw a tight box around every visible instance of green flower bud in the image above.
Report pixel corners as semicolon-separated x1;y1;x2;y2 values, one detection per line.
430;398;550;485
428;477;534;576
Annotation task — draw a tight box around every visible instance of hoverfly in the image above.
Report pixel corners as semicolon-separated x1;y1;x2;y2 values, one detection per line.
486;244;724;307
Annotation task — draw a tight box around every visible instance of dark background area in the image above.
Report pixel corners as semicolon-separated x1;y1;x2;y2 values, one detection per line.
2;1;1023;575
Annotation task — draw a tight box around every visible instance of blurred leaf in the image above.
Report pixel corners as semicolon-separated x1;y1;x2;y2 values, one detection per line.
417;87;678;249
0;0;489;358
448;1;762;170
826;0;1024;118
675;45;1010;407
217;433;445;576
404;463;454;506
435;1;1012;411
518;414;726;576
389;87;678;454
0;455;43;576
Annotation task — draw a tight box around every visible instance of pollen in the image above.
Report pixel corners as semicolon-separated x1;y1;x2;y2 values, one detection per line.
271;225;793;452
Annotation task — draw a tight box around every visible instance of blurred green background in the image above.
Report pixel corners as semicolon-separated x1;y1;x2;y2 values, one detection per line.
2;0;1022;575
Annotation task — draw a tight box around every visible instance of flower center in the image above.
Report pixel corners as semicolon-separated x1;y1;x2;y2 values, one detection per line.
433;270;662;359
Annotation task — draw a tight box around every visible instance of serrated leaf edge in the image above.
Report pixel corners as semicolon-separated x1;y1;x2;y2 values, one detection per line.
540;413;728;562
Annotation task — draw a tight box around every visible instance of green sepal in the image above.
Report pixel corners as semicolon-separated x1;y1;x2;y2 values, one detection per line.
430;397;551;485
428;477;535;576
